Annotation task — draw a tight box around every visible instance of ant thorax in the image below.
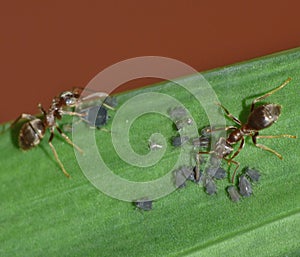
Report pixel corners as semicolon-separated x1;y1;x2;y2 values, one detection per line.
45;112;56;126
227;129;244;144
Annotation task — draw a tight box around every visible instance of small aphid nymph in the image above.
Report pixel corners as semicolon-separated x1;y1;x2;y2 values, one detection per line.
134;199;153;211
172;136;189;147
227;186;241;202
245;167;261;182
204;177;217;195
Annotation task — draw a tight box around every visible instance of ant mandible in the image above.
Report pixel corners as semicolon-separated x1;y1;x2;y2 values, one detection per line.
10;88;85;178
200;78;297;182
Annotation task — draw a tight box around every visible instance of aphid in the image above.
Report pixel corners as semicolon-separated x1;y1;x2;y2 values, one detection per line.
168;106;193;131
204;176;217;195
168;106;187;119
227;186;241;202
174;166;194;188
239;175;252;197
103;96;118;108
212;167;227;180
209;154;222;168
192;136;210;148
148;140;163;150
174;118;193;131
200;78;296;182
10;89;85;177
172;135;189;147
245;167;261;182
76;93;116;129
79;105;109;128
205;167;217;177
134;199;153;211
205;166;226;180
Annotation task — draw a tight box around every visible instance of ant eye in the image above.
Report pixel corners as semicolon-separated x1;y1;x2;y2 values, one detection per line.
66;98;75;105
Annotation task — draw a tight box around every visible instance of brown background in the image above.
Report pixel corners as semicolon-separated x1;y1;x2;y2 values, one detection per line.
1;1;300;123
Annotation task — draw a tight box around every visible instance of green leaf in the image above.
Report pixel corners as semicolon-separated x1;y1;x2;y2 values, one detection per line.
1;48;300;257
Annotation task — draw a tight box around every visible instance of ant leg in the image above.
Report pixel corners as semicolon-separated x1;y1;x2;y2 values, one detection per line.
251;78;291;112
194;153;203;181
222;138;244;183
256;134;297;139
60;110;85;117
102;103;115;111
228;137;245;162
225;159;240;183
10;113;36;128
48;131;70;178
199;150;214;155
255;143;283;159
81;92;115;110
252;134;283;159
55;126;84;154
203;126;237;134
216;103;242;126
38;103;47;116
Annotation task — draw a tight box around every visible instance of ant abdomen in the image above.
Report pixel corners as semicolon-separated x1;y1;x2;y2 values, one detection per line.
247;104;281;130
19;119;45;150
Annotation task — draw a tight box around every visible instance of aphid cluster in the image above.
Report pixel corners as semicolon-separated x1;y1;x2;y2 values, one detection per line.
173;132;228;196
5;77;297;207
9;88;115;177
168;106;194;147
227;167;261;202
171;78;296;202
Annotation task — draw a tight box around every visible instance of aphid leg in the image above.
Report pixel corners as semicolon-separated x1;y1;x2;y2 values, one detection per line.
48;131;70;178
56;126;84;154
251;78;291;112
10;113;36;128
216;103;242;126
252;134;283;159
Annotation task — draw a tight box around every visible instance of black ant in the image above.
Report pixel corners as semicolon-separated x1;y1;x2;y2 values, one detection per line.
9;88;90;178
200;78;297;182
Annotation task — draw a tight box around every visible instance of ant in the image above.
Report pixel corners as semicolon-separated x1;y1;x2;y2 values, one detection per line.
200;78;297;183
9;88;113;178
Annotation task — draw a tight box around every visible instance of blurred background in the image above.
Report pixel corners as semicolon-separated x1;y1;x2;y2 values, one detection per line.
1;1;300;123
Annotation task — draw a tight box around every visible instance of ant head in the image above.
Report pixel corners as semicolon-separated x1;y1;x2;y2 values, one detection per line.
59;91;80;107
